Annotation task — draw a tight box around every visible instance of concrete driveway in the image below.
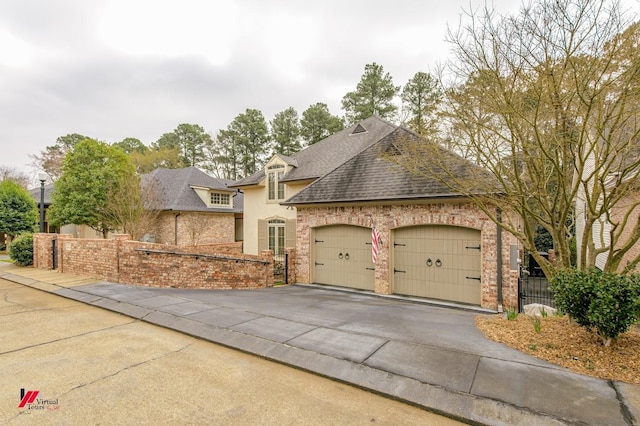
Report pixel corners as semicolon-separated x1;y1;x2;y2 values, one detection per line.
1;263;639;425
0;278;459;425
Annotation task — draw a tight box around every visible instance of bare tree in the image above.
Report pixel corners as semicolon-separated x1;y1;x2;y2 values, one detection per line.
181;213;214;246
102;173;166;241
0;165;31;189
392;0;640;276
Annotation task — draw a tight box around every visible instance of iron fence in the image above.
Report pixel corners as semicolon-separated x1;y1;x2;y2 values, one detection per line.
518;251;555;312
274;253;288;284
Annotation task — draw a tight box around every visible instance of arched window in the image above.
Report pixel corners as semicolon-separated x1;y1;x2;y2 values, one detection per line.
267;164;285;201
268;219;285;256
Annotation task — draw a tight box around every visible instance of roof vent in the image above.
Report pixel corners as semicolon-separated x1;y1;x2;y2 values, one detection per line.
385;143;401;156
351;124;367;135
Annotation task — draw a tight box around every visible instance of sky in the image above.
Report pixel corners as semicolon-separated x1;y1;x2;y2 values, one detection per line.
0;0;633;184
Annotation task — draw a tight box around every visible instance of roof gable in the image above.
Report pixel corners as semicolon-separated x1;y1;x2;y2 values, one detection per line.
144;167;242;212
231;116;396;187
283;127;499;205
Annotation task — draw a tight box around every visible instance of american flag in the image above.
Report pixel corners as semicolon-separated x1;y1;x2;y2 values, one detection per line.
371;222;381;263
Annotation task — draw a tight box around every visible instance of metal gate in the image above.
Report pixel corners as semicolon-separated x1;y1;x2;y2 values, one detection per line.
274;252;288;284
518;251;555;312
52;238;58;270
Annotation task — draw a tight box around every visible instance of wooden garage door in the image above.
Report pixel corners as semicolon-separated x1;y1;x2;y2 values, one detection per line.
313;225;375;291
393;225;481;305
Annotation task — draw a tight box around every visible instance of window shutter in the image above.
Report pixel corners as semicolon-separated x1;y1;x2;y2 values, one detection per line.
285;219;296;249
258;219;267;252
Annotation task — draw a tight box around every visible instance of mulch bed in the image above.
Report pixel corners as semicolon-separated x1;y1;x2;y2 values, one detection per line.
476;315;640;385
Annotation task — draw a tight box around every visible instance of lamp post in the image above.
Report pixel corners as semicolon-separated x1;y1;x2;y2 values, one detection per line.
38;172;47;233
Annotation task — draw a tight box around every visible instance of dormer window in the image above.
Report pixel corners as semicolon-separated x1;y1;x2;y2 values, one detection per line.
210;192;231;206
267;164;285;201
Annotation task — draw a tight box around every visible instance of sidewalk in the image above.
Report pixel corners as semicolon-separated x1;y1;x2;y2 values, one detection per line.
1;263;638;425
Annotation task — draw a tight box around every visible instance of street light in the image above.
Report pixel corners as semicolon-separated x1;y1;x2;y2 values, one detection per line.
38;172;47;233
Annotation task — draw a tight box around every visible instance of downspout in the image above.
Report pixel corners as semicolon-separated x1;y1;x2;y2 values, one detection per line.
174;211;181;245
496;208;503;313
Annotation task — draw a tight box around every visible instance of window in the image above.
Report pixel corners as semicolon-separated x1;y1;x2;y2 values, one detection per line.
211;192;230;206
267;164;285;201
268;219;285;256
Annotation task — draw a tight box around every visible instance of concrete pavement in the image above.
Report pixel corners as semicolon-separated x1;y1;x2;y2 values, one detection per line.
1;278;457;425
1;262;638;425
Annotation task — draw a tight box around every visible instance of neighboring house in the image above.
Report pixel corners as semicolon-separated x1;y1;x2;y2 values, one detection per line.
31;167;243;245
30;183;54;233
30;183;84;236
282;126;519;311
230;116;397;257
575;149;640;272
144;167;243;245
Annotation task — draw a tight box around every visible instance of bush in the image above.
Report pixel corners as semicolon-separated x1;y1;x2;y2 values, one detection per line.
9;233;34;266
550;268;640;346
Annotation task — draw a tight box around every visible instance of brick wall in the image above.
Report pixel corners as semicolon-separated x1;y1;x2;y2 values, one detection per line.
295;202;518;311
33;234;272;290
154;211;236;245
610;193;640;272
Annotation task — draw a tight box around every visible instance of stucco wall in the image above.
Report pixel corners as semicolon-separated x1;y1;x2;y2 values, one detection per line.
242;185;299;255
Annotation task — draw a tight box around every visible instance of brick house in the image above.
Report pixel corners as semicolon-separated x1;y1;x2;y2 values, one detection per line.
282;126;519;311
230;116;396;257
144;167;243;245
575;154;640;273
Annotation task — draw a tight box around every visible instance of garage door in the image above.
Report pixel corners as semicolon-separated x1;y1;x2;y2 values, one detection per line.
393;225;481;305
313;225;375;291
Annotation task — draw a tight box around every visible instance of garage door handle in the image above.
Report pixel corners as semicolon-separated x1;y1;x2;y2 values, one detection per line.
466;276;481;281
394;268;406;274
315;262;324;266
366;267;375;271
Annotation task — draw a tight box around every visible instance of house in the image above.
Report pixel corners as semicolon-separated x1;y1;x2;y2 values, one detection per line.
230;116;397;257
282;126;519;311
575;148;640;273
31;182;114;238
29;167;242;245
144;167;243;245
30;183;55;233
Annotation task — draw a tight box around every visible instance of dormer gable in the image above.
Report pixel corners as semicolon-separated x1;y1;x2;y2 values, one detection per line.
265;154;297;172
190;185;234;209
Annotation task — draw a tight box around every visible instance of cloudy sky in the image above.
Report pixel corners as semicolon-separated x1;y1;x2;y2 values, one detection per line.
0;0;622;183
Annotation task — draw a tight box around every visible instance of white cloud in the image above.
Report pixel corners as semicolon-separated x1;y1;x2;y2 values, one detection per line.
0;0;636;184
97;0;237;66
0;29;33;67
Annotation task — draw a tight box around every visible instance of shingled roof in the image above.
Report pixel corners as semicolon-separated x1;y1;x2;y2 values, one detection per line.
144;167;242;213
230;116;396;187
282;127;500;205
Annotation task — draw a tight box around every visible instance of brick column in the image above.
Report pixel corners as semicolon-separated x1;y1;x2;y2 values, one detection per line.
260;250;274;288
285;247;296;284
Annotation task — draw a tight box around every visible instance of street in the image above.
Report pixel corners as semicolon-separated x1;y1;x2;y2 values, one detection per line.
0;278;461;425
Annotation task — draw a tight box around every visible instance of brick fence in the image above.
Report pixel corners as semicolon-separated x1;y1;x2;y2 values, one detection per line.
33;233;274;290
